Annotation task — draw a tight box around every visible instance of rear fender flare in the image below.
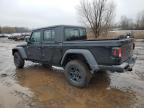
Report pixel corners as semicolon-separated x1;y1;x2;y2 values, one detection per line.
61;49;99;73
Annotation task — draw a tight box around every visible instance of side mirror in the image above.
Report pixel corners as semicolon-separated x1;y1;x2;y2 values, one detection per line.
25;36;30;43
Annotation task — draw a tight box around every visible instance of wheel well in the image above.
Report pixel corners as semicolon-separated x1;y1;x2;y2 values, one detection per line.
12;49;18;55
62;53;91;70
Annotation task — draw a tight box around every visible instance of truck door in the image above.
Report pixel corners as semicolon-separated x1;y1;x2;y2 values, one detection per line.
27;30;42;61
41;28;62;65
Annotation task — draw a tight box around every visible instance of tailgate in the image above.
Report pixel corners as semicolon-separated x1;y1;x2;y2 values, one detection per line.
121;38;134;62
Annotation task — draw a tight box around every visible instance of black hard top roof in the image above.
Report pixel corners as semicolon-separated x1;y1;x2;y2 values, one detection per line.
33;25;86;31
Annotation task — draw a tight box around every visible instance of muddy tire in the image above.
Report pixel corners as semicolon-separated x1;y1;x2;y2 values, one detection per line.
64;60;92;88
14;52;24;68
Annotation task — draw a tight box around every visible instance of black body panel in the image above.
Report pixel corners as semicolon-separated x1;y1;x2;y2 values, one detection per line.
13;25;134;71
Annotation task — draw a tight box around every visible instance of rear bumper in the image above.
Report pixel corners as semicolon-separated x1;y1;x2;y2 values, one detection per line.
99;57;136;72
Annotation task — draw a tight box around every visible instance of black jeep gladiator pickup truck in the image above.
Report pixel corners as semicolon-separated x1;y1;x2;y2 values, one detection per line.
12;25;135;87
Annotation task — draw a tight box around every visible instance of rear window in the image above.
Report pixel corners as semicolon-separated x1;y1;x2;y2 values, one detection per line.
64;28;86;41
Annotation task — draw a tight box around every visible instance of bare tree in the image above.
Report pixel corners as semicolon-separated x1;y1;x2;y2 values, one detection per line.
0;26;1;33
118;10;144;30
0;26;30;33
77;0;115;38
136;11;144;29
120;16;134;30
1;27;16;33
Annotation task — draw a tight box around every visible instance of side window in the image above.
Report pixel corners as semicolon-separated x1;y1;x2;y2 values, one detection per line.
44;29;55;41
51;30;55;40
44;30;51;41
64;28;79;41
31;31;41;42
80;29;86;37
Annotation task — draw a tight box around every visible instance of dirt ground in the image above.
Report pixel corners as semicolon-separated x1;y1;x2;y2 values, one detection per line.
0;38;144;108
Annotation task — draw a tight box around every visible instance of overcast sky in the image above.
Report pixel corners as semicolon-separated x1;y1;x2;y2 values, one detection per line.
0;0;144;28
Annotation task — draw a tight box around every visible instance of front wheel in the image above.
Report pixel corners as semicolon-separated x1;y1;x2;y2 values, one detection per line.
64;60;92;88
14;52;25;68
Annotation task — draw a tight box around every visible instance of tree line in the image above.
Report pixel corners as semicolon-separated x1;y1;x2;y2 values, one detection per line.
0;26;31;34
119;11;144;30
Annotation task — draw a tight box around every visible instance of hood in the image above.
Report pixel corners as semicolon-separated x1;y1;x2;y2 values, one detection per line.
16;43;27;47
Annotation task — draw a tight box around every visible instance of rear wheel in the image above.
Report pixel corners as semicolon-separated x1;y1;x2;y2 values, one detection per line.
14;52;24;68
64;60;92;88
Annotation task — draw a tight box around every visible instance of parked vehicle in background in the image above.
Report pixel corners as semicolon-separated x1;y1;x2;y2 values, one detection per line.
12;25;136;88
0;34;12;38
8;33;31;41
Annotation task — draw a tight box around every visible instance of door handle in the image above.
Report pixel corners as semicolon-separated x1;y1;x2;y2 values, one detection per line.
38;46;44;49
55;41;62;44
38;47;41;49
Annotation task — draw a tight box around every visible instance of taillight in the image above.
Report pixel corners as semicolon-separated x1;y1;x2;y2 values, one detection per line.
112;47;122;58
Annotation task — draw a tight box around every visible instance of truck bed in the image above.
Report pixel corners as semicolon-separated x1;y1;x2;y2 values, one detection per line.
63;38;134;66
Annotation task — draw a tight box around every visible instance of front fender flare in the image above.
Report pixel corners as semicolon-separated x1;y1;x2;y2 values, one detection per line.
61;49;99;73
12;47;27;59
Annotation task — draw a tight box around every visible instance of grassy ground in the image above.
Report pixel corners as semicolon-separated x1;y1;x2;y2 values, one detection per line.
87;30;144;39
132;31;144;39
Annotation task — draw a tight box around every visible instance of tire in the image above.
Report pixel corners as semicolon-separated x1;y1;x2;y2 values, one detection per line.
64;60;92;88
14;52;25;68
